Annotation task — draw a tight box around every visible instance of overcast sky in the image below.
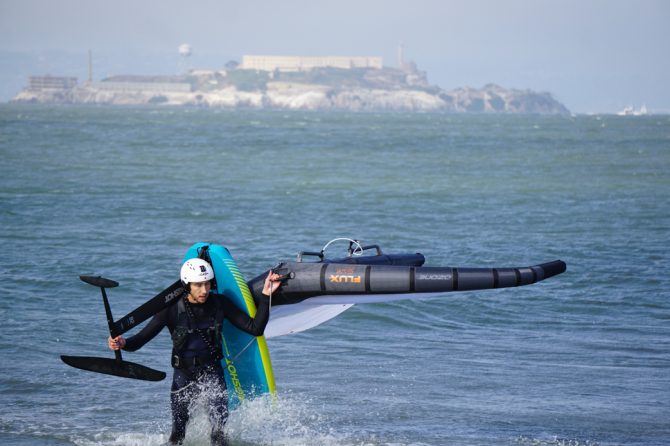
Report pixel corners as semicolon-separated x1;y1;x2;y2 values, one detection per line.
1;0;668;113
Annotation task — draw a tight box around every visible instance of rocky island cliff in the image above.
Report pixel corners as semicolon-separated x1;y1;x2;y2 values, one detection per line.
12;63;569;114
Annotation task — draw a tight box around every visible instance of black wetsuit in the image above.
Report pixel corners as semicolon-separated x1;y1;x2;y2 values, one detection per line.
123;293;269;445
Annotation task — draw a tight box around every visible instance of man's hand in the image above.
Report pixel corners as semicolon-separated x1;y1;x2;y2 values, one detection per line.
108;335;126;351
262;271;283;297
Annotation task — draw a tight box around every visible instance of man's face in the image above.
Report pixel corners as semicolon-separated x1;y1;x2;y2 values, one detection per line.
188;280;211;304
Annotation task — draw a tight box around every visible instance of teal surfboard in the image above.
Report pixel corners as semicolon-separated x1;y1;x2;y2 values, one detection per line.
183;243;275;408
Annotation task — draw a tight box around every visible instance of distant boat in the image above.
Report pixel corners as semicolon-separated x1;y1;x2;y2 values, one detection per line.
617;104;648;116
617;106;634;116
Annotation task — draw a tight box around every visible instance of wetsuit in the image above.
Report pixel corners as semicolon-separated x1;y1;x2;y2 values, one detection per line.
123;293;269;445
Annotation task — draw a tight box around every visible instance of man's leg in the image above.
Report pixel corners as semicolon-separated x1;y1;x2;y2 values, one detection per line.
205;366;229;446
169;370;196;445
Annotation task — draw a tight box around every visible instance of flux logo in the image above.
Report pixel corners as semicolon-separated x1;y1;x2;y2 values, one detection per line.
330;275;362;283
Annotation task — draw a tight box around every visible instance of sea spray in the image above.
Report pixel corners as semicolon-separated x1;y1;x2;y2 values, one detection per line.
226;393;344;445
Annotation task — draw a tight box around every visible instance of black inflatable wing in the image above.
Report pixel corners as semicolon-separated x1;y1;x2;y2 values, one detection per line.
245;246;566;337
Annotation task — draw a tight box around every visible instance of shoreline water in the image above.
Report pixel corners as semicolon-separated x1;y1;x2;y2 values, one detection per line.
1;105;668;445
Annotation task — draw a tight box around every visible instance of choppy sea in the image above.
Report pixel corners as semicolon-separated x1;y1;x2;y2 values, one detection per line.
1;104;669;446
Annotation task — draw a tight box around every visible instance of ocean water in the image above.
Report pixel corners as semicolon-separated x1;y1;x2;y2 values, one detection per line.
0;104;669;446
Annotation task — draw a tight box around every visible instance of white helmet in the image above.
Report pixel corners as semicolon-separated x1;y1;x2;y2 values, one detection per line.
180;258;214;285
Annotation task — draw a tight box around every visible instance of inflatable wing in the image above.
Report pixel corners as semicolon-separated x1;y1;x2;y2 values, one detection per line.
248;249;566;338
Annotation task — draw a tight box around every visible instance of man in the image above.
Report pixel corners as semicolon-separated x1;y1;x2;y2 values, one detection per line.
108;258;282;445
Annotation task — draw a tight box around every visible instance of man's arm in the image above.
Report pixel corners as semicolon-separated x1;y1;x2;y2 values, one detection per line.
109;308;169;352
221;295;269;336
219;271;281;336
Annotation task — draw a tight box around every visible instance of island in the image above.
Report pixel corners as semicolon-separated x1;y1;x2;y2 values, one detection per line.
12;54;569;114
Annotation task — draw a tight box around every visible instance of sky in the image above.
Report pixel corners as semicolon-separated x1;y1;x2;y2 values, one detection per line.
1;0;669;113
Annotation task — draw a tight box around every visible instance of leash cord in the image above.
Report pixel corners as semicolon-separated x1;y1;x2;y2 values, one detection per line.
321;237;364;257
